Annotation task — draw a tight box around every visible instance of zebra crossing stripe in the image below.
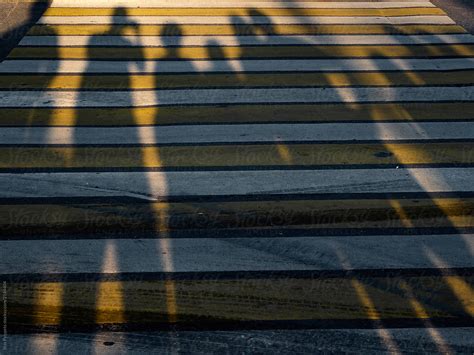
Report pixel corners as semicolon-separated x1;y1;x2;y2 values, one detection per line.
1;142;473;170
1;71;473;90
37;15;458;26
1;122;474;144
17;34;474;46
42;8;447;17
3;58;473;74
26;24;467;36
1;102;473;126
47;1;438;9
1;86;473;108
1;197;473;235
9;44;474;60
3;268;473;328
0;168;472;198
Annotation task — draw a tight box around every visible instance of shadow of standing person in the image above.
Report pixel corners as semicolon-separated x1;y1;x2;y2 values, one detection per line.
154;23;197;94
151;22;196;231
75;6;143;126
58;7;146;331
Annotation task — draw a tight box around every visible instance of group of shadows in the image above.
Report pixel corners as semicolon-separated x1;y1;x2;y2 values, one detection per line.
1;1;473;352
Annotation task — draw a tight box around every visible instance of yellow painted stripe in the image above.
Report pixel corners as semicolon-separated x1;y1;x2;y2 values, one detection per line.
7;273;473;327
27;24;466;36
1;102;474;126
9;44;474;60
2;71;473;90
1;143;473;169
43;8;447;17
2;198;473;232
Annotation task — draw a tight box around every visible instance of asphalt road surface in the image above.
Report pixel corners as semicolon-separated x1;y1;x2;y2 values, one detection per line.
1;0;473;354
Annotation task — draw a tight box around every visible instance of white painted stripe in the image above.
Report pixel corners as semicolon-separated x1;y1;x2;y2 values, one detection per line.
0;58;474;74
48;1;436;9
1;123;473;145
1;87;473;107
2;58;472;74
19;34;474;47
1;235;472;274
0;168;472;198
37;15;456;25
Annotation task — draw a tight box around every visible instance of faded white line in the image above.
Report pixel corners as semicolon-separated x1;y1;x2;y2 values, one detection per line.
48;1;436;9
0;168;473;198
1;86;473;107
1;122;473;144
37;15;456;25
1;235;472;274
2;58;473;74
18;34;474;47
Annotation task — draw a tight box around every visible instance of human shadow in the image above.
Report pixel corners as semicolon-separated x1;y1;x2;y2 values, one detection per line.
75;6;143;125
58;7;150;332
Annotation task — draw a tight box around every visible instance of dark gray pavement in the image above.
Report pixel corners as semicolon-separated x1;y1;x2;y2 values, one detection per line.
0;1;49;60
431;0;474;33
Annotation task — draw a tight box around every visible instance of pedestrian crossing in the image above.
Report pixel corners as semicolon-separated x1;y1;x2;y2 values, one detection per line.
0;0;473;343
